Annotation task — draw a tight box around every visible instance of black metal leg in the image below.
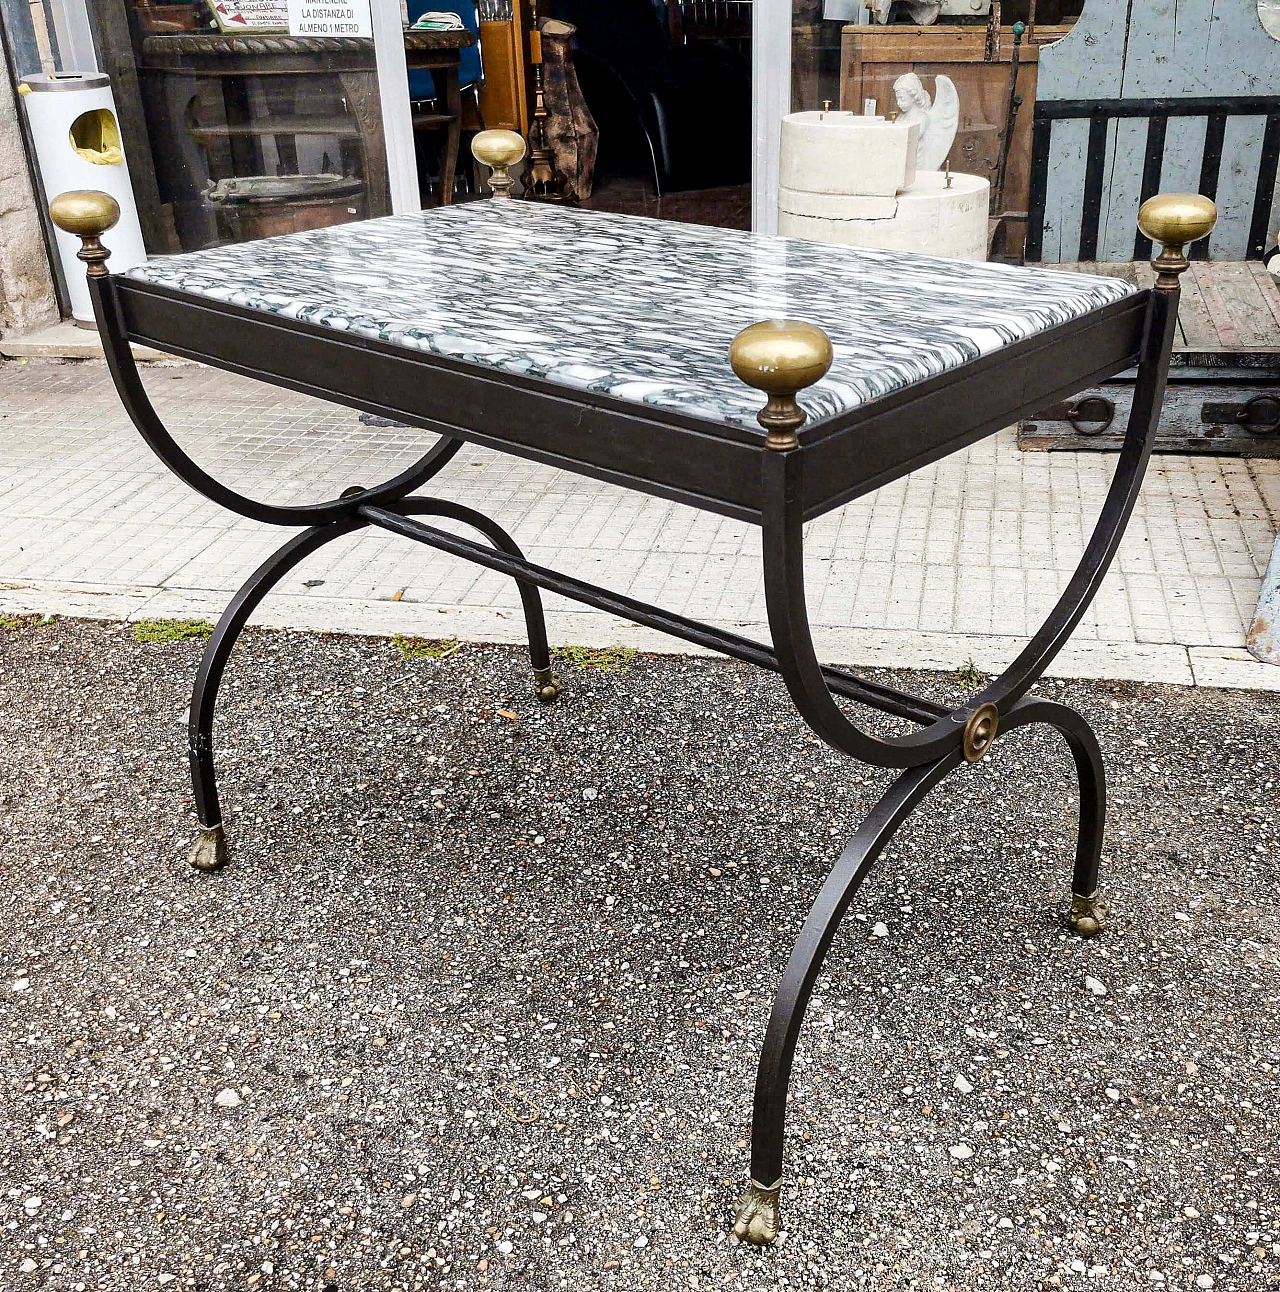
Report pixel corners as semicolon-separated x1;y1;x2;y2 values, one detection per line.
736;697;1111;1243
187;519;365;870
390;499;561;703
734;750;963;1244
757;286;1181;773
1006;697;1109;936
187;500;563;872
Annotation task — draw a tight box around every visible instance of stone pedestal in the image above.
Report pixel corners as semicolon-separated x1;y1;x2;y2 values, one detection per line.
779;111;919;197
779;171;990;261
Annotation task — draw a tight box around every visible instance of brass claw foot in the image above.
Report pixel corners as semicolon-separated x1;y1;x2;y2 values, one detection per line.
189;823;229;872
732;1177;782;1246
534;667;563;704
1069;890;1109;937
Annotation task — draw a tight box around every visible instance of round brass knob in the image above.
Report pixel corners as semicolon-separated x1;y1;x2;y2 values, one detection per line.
729;319;834;397
1136;192;1217;251
729;320;833;449
471;129;527;169
471;130;527;200
49;189;120;240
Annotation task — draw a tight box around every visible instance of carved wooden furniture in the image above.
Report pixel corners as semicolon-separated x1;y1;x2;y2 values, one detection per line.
540;19;598;201
51;183;1210;1247
137;29;475;249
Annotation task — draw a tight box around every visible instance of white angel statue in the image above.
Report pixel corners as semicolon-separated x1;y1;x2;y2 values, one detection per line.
872;0;942;22
892;72;960;172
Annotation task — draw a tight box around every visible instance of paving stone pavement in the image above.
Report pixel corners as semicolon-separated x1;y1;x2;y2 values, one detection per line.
1;358;1278;690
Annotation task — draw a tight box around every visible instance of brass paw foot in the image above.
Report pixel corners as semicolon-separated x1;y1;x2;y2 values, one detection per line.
189;824;229;872
533;667;563;704
1068;890;1109;937
732;1177;781;1246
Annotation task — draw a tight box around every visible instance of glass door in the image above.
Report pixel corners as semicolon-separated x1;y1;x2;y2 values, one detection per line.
752;0;847;235
4;0;427;256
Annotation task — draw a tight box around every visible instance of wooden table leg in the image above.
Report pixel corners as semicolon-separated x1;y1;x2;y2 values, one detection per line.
437;63;462;206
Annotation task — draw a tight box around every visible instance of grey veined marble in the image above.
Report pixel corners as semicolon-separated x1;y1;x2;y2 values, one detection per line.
127;202;1135;431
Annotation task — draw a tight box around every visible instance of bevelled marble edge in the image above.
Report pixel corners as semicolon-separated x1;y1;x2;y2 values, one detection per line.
123;202;1139;432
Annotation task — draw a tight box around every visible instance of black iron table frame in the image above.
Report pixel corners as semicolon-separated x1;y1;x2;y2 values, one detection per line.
71;213;1189;1245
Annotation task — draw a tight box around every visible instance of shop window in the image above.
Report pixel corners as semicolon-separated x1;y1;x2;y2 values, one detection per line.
90;0;394;253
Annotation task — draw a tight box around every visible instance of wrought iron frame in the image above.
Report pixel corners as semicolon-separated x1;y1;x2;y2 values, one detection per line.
81;241;1178;1244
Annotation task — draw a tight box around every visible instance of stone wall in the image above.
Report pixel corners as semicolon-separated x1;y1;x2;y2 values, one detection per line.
0;72;59;339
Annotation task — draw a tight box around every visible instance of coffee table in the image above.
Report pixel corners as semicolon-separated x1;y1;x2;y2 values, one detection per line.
51;188;1215;1245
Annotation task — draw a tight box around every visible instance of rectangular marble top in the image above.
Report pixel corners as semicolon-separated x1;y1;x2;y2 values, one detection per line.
126;202;1137;432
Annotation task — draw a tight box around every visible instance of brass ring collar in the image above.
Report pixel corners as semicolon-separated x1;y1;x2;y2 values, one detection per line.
962;702;1000;763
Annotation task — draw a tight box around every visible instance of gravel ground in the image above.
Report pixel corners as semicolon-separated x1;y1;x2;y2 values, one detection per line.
1;618;1277;1292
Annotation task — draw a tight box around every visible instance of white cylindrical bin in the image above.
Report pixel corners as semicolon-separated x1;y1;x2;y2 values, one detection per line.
780;172;991;262
20;73;147;326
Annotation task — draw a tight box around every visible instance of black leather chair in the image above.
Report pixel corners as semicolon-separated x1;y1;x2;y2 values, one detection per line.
546;0;750;193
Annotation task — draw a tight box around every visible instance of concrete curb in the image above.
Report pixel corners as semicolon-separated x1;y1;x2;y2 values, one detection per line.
3;577;1279;693
0;319;181;362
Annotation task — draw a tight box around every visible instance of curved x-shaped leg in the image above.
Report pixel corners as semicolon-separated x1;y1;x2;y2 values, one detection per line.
760;286;1179;772
91;273;464;527
187;500;559;871
734;697;1107;1244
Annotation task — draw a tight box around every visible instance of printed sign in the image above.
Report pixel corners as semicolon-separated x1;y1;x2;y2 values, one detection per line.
206;0;289;32
287;0;373;36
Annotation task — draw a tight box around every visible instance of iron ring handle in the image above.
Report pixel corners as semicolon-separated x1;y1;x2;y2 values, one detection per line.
1066;395;1116;436
1235;394;1280;434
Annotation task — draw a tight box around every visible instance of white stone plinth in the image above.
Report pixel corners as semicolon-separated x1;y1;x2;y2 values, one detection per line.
778;171;990;262
779;111;920;198
777;187;899;220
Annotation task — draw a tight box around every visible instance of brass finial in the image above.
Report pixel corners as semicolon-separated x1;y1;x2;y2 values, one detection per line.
49;189;120;278
729;320;833;451
1137;193;1217;289
471;130;527;199
962;702;999;763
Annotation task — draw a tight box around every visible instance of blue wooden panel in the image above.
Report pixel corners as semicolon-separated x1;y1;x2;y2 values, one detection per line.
1036;0;1129;100
1031;0;1280;261
1161;115;1212;192
1210;115;1268;257
1042;118;1090;262
1116;0;1273;96
1098;118;1150;260
1036;0;1129;261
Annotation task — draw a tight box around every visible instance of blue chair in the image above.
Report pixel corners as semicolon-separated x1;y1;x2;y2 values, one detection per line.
407;0;484;102
405;0;485;203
